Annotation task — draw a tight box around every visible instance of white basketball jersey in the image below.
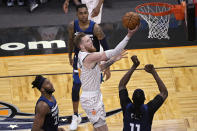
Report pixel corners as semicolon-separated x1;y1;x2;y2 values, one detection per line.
78;51;101;91
81;0;103;24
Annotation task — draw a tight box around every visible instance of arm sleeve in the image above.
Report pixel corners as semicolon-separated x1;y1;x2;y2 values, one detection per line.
105;36;130;59
119;89;132;113
147;95;164;115
99;37;109;51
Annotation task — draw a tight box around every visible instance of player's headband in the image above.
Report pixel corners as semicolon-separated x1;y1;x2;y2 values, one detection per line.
32;75;46;90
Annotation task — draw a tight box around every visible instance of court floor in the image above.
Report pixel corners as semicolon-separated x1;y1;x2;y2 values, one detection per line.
0;46;197;130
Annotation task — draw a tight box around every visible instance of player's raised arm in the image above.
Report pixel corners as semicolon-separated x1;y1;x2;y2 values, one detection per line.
144;64;168;101
118;55;140;91
85;27;139;64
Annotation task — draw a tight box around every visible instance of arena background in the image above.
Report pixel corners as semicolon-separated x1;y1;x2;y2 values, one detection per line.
0;0;197;130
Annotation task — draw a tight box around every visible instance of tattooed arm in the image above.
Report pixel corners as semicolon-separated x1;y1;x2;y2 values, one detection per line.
94;24;111;80
93;24;109;50
93;24;105;40
100;50;126;71
100;57;116;71
67;21;75;66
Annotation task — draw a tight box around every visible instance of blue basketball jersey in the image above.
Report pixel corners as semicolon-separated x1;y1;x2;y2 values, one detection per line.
36;96;59;131
73;20;100;70
123;103;151;131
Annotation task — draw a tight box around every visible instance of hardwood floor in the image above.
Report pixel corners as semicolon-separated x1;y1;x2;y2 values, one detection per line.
1;46;197;131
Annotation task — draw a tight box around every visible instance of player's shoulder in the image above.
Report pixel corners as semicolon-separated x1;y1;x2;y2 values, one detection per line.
147;95;164;108
78;51;90;65
93;23;105;39
36;101;50;114
37;100;48;109
126;102;133;108
79;51;91;59
79;51;90;56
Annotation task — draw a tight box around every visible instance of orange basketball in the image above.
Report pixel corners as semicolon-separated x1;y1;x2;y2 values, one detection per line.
122;12;140;30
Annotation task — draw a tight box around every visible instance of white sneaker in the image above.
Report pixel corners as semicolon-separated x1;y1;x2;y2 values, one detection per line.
29;3;38;12
69;114;82;130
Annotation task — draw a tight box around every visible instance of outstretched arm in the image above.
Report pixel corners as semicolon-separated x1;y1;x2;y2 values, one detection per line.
84;26;139;66
118;55;140;91
145;64;168;100
93;24;111;80
118;55;140;113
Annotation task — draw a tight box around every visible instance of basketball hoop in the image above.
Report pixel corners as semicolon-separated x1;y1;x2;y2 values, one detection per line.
135;2;185;39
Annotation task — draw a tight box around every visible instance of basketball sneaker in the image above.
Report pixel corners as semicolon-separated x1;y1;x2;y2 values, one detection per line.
70;114;81;130
17;0;24;6
7;0;14;7
29;2;38;12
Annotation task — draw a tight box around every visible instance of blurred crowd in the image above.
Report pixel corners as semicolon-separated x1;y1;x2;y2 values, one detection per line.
0;0;112;13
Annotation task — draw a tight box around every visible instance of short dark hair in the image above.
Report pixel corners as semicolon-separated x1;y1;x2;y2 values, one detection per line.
132;89;145;106
74;32;86;49
76;4;88;12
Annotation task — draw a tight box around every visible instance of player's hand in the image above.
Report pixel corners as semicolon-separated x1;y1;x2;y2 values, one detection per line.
144;64;155;74
63;0;69;13
91;6;100;18
73;0;80;5
103;67;111;81
131;55;140;68
127;24;140;38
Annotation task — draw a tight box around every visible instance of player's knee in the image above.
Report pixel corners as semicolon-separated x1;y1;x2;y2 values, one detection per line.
93;118;106;128
72;83;81;102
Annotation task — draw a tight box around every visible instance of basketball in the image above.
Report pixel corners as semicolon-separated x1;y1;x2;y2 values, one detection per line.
122;12;140;30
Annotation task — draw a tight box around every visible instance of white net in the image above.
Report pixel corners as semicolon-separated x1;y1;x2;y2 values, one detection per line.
136;3;172;39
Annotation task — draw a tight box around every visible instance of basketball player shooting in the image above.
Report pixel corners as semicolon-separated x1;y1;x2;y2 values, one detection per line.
74;26;139;131
67;4;110;130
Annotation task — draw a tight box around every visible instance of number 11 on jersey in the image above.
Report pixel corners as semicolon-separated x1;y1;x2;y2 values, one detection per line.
130;123;140;131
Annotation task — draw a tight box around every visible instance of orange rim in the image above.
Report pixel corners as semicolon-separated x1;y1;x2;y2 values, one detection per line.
135;2;173;16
